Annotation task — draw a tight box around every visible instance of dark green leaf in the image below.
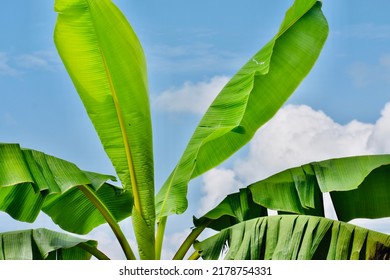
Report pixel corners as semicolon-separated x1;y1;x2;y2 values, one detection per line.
195;215;390;260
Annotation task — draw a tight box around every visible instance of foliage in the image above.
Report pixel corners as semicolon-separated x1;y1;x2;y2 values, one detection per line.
0;0;389;260
0;228;106;260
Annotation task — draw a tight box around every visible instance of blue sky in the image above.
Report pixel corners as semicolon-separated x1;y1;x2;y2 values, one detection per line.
0;0;390;259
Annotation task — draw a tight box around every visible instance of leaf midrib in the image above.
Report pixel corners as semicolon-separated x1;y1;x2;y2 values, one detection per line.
99;48;141;214
83;0;141;215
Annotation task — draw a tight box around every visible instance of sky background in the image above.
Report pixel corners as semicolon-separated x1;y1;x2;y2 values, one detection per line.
0;0;390;259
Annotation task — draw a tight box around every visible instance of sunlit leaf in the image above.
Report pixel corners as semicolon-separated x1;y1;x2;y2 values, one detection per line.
156;0;328;219
54;0;155;258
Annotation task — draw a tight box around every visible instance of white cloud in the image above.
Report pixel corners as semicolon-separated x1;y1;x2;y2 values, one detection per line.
0;51;61;76
350;218;390;235
199;102;390;232
87;226;127;260
16;54;49;69
154;76;230;114
160;220;220;260
0;53;19;76
367;102;390;153
85;219;140;260
161;228;191;260
235;104;377;184
15;50;61;71
199;168;241;215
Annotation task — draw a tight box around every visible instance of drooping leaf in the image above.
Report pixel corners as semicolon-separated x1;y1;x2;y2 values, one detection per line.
195;155;390;231
195;215;390;260
194;188;267;231
54;0;155;259
42;183;132;235
156;0;329;218
0;143;132;234
0;228;101;260
249;155;390;221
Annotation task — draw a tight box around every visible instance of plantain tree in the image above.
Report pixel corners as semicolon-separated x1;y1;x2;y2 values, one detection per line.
0;0;389;260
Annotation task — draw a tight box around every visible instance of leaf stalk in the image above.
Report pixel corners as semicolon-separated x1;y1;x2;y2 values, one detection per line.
155;216;167;260
77;185;136;260
173;224;207;260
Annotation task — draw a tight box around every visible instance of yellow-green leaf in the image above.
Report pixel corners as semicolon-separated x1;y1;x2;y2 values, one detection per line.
54;0;155;258
156;0;328;219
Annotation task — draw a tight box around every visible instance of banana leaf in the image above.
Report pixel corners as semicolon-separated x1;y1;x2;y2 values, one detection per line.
195;155;390;231
54;0;155;259
194;188;267;231
194;215;390;260
0;228;104;260
156;0;329;218
0;143;132;234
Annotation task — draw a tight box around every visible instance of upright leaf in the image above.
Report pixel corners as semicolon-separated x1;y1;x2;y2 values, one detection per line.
54;0;155;258
156;0;329;218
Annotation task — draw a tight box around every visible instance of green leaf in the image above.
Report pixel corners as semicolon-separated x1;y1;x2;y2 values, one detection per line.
195;215;390;260
194;188;267;231
249;155;390;221
249;163;325;217
156;0;329;218
0;143;132;234
54;0;155;258
42;183;132;235
0;228;101;260
195;155;390;231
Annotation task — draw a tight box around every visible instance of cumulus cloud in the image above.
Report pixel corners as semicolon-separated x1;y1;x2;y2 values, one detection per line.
199;168;242;215
235;104;377;184
153;76;230;114
199;102;390;227
367;102;390;153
